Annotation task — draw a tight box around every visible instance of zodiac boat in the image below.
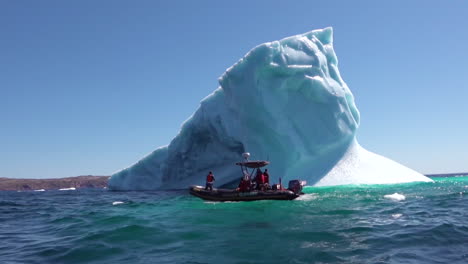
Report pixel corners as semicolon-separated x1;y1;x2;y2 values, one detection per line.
189;153;306;202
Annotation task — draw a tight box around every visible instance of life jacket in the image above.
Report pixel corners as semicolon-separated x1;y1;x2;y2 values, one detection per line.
238;179;249;191
256;170;262;177
256;171;264;184
263;173;269;184
206;174;214;183
259;174;266;184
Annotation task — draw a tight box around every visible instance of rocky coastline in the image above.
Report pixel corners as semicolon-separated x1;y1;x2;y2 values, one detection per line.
0;175;110;191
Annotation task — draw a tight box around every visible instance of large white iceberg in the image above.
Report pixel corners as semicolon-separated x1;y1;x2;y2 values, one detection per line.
109;27;432;190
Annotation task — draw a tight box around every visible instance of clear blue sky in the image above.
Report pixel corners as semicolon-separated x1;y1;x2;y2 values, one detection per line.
1;0;467;178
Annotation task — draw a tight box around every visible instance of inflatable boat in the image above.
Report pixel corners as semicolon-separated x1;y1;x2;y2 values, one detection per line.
189;184;302;201
189;153;306;202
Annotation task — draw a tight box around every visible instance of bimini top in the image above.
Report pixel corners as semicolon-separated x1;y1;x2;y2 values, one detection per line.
235;160;270;168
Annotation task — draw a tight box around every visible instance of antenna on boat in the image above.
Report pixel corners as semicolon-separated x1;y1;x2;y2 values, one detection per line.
240;152;251;179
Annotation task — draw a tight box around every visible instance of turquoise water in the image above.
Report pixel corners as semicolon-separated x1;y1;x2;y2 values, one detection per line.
1;177;467;263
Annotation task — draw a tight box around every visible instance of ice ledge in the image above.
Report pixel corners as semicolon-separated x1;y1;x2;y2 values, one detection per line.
315;140;433;186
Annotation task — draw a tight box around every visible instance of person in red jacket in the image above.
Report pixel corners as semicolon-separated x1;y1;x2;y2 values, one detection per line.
263;169;270;189
237;178;249;192
255;169;264;190
237;173;251;192
205;171;215;191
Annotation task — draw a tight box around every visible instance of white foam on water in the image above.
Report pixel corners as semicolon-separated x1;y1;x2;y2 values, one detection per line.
33;189;45;192
203;201;241;204
384;193;406;201
295;194;318;201
112;201;124;205
392;213;403;219
300;241;334;249
59;187;76;191
203;201;220;204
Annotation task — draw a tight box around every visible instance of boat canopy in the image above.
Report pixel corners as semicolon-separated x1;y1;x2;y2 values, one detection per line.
235;160;270;168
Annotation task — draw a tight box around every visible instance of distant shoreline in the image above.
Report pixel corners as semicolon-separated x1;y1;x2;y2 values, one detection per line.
0;175;110;191
425;172;468;178
1;173;467;191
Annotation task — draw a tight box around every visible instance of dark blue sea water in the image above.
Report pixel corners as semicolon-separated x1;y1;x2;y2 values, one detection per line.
1;176;467;264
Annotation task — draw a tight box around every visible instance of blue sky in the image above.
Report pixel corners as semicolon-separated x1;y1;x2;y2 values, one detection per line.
1;0;467;178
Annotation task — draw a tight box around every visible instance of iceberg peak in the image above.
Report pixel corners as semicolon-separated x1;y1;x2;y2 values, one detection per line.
304;27;333;45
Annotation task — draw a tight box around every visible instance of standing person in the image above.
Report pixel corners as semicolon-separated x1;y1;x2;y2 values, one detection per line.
263;169;270;187
255;168;267;191
255;168;263;190
205;171;215;191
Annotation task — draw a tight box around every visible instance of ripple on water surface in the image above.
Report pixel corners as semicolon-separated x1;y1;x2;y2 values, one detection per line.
0;178;467;263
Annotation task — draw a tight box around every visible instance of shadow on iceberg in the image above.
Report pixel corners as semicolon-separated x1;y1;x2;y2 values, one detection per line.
109;27;432;190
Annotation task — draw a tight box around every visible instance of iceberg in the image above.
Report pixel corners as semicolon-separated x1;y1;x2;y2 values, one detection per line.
109;27;432;190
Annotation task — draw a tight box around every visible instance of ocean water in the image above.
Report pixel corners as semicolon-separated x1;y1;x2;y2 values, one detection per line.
1;177;467;264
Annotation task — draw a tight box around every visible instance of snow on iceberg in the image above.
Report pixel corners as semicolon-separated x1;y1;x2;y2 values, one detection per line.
109;27;432;190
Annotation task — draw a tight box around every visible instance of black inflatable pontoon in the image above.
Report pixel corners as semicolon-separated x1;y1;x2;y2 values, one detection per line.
189;185;301;201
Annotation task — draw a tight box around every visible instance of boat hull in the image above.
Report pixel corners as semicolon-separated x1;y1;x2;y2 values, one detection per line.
189;185;300;202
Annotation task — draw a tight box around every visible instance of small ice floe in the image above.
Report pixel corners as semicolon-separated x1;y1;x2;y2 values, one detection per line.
392;213;403;219
384;193;406;201
34;189;45;192
112;201;124;205
59;187;76;191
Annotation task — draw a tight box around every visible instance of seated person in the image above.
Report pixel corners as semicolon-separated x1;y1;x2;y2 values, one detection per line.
237;178;250;192
236;173;251;192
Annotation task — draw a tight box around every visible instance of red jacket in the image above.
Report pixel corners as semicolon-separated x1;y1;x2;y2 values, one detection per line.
263;173;269;184
238;179;250;191
206;174;215;183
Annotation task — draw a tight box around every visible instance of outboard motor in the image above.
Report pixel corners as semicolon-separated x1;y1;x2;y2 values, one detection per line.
288;180;306;194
